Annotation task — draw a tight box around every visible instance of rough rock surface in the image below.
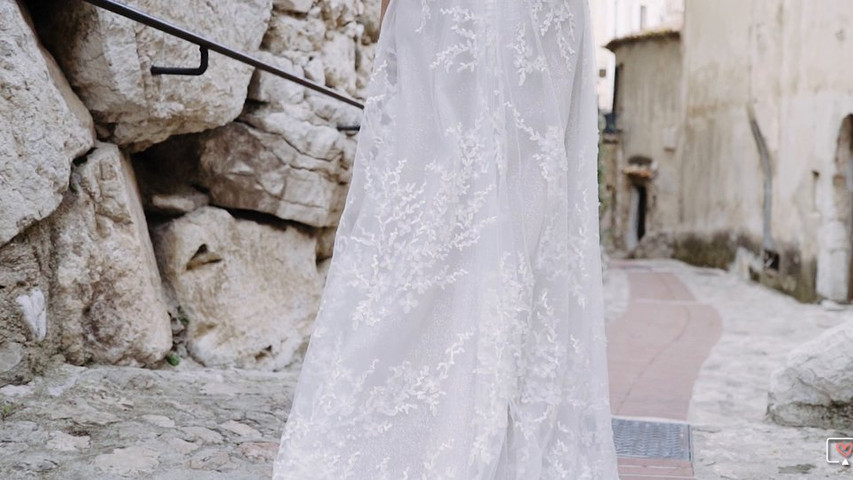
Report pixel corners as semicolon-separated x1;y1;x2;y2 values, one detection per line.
200;120;353;228
0;220;55;385
50;143;173;366
0;144;172;383
767;319;853;428
261;0;372;98
0;0;94;246
134;110;355;228
152;207;322;371
29;0;273;151
246;52;307;107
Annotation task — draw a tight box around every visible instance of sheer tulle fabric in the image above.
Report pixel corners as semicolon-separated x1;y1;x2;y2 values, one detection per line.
273;0;619;478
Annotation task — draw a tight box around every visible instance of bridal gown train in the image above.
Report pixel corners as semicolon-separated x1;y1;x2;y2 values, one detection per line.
273;0;620;478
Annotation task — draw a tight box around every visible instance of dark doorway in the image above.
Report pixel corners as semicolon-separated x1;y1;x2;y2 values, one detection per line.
635;183;647;242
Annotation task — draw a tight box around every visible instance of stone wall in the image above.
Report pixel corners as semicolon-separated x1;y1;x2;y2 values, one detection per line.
679;0;853;302
0;0;379;385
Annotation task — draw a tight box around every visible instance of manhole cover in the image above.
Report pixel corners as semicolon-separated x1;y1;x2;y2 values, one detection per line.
611;417;692;460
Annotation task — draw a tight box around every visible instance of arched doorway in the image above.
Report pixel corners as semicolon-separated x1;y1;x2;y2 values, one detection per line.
818;115;853;302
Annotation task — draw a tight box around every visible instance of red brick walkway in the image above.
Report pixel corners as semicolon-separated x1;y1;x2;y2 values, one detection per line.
606;261;723;479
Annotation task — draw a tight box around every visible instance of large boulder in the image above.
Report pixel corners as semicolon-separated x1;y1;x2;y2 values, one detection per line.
0;0;95;246
152;206;323;370
199;119;354;228
134;114;355;228
50;143;173;366
28;0;273;151
0;143;172;384
767;320;853;428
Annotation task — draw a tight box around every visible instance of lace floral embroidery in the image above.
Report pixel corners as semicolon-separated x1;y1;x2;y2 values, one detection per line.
273;1;619;478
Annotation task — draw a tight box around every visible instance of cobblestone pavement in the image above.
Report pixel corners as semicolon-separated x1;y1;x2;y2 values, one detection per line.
0;364;299;479
0;258;849;479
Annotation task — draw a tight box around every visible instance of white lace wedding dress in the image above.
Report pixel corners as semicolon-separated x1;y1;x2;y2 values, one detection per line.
273;0;619;478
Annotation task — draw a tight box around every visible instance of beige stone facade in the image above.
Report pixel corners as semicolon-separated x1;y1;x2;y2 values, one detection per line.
603;0;853;303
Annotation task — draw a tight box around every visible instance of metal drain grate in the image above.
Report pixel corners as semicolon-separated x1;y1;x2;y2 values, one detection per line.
611;417;692;460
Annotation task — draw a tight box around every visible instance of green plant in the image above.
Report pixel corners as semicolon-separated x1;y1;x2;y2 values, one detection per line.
1;403;15;420
176;306;190;326
166;353;180;366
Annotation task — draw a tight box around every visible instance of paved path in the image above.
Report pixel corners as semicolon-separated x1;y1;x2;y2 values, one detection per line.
606;260;723;479
607;264;722;421
605;258;853;480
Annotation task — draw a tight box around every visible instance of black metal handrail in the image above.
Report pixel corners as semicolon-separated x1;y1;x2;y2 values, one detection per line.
80;0;365;110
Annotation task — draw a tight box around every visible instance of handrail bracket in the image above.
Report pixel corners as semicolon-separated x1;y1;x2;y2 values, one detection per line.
151;45;209;76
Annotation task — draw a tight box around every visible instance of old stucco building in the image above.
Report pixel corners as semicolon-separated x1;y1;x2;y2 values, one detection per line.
604;0;853;303
600;30;682;255
590;0;684;111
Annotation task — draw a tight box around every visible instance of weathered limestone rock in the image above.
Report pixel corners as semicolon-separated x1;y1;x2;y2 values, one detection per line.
321;29;358;95
355;42;377;94
29;0;273;151
0;144;172;382
241;106;354;162
316;225;338;262
0;0;95;246
319;0;361;28
152;206;322;370
358;0;382;43
304;89;364;127
0;219;55;385
200;119;352;228
261;0;370;97
247;52;306;107
767;320;853;428
262;11;326;57
273;0;313;15
51;144;172;366
133;106;355;227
